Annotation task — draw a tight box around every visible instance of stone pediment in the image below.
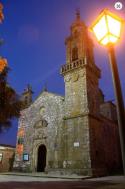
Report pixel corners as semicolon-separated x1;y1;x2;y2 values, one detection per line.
33;91;64;105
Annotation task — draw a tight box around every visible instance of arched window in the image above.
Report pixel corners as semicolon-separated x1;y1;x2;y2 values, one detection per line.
72;46;78;61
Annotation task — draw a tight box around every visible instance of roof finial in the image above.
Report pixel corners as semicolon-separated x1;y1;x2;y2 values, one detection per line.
76;8;80;20
24;84;33;93
43;83;47;92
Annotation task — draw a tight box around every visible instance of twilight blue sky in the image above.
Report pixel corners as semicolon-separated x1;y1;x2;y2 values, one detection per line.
0;0;125;146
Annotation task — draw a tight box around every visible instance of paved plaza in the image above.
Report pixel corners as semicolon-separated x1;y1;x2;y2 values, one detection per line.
0;174;124;189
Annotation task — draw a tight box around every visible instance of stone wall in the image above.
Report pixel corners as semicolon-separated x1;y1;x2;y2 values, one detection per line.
100;102;117;121
62;115;92;175
89;115;122;176
64;68;88;116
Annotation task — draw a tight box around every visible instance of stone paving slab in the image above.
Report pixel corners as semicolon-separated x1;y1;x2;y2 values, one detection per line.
88;176;125;182
0;175;71;182
1;172;125;182
0;172;89;179
0;174;124;189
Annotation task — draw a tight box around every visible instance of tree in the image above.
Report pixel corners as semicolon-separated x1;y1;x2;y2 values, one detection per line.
0;66;22;132
0;3;22;131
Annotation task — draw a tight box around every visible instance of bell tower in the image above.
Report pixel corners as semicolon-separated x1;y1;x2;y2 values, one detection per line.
65;10;95;65
21;84;33;109
61;10;101;116
60;11;101;175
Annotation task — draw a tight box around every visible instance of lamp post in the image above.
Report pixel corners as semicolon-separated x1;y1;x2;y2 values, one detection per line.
90;9;125;175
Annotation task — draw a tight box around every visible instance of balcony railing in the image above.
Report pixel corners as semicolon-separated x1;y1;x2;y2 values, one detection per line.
60;59;85;75
60;58;101;78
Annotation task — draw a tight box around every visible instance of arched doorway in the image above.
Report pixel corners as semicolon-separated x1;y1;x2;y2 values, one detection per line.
37;144;47;172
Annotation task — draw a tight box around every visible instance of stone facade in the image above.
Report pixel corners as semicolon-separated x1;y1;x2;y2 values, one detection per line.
13;12;122;176
13;92;64;172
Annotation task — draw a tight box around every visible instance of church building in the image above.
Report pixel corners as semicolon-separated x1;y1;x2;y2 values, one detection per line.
13;12;122;176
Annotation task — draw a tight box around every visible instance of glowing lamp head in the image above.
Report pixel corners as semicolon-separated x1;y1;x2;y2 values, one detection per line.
90;9;124;46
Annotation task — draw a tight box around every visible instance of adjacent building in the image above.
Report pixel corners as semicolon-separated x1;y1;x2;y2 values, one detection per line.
0;144;15;172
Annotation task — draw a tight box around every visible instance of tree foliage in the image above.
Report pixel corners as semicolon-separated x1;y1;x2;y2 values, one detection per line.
0;67;22;131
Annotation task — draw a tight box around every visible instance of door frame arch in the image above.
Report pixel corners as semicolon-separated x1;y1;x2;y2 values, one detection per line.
37;144;47;172
32;141;48;172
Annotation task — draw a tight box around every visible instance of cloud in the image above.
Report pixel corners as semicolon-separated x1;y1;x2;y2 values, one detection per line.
18;24;40;45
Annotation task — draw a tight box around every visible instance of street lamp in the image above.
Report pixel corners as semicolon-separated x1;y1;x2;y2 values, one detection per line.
90;9;125;175
90;9;124;45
